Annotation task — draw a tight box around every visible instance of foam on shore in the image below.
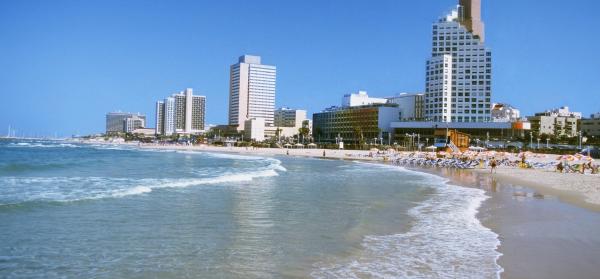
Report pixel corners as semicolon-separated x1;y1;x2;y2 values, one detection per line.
312;164;503;278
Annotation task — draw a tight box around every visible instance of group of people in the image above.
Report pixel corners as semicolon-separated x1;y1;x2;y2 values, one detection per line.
388;151;599;175
556;161;599;174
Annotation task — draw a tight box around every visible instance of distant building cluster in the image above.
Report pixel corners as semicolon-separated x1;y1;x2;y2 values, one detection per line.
312;0;530;145
102;0;599;145
155;88;206;136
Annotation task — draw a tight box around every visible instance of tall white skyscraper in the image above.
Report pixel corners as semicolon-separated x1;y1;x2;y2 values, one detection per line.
155;88;206;136
163;97;176;136
228;55;276;131
424;0;492;123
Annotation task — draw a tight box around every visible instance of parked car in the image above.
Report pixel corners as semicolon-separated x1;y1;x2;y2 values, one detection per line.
579;147;600;159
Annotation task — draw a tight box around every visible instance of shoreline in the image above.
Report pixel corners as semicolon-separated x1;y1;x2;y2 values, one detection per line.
65;141;600;278
136;143;600;212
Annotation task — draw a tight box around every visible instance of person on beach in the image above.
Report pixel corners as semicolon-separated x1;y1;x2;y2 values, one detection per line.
556;162;564;173
323;150;326;157
490;158;497;173
591;164;599;174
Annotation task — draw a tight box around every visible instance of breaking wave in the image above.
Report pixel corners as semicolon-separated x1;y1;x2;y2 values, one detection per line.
312;166;503;279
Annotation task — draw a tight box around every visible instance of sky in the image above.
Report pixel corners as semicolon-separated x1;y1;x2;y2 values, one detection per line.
1;0;599;137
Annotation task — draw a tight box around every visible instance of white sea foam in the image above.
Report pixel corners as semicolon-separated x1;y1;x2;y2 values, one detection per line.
312;166;503;279
202;152;265;161
0;157;286;204
111;186;153;197
8;142;80;148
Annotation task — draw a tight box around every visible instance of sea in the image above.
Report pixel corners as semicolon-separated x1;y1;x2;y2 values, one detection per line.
0;139;502;278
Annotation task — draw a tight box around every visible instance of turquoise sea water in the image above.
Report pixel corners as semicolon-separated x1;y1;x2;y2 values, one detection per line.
0;139;501;278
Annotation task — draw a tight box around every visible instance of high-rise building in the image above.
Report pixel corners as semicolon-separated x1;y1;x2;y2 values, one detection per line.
458;0;485;42
155;101;165;135
229;55;276;131
424;0;492;123
155;88;206;136
163;97;176;136
105;112;146;134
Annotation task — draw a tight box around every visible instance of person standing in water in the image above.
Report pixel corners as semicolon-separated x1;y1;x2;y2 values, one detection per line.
490;158;497;173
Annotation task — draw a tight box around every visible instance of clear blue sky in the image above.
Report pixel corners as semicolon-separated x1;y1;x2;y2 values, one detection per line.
1;0;599;137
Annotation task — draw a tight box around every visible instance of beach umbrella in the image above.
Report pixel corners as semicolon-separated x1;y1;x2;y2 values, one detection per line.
425;145;437;150
557;155;575;161
468;146;486;151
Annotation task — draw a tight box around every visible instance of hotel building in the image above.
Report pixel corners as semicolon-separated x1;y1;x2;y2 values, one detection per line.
155;88;206;136
313;92;402;144
425;0;492;123
228;55;277;131
105;112;146;134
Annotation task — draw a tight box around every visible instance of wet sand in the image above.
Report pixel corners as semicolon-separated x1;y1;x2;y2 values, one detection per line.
428;168;600;279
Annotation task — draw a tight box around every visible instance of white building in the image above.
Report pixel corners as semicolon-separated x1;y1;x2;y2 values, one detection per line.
342;91;387;108
386;93;425;121
124;115;146;133
105;112;146;134
542;106;582;119
244;118;265;142
229;55;276;131
163;97;176;136
425;0;492;123
491;103;520;122
527;107;581;138
156;88;206;136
